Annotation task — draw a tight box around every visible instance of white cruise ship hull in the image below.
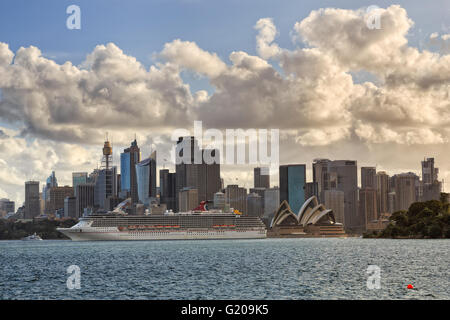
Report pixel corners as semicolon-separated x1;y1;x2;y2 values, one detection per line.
58;227;266;241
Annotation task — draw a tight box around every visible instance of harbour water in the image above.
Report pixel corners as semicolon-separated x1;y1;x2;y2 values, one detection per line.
0;238;448;300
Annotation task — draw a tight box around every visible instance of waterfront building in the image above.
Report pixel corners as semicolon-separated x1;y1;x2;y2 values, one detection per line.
269;196;346;237
279;164;306;214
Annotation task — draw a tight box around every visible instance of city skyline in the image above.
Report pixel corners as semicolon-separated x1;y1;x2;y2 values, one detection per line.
0;2;449;207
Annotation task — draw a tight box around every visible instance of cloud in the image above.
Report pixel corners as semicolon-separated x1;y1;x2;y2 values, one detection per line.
1;5;450;203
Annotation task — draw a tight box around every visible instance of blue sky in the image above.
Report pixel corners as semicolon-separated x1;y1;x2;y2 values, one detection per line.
0;0;448;68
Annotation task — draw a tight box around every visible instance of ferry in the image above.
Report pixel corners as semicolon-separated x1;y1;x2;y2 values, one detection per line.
22;233;43;241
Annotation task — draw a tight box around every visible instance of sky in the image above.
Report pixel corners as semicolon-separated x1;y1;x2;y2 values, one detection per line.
0;0;449;205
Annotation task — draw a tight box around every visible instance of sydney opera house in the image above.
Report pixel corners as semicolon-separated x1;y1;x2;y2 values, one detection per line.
268;196;346;237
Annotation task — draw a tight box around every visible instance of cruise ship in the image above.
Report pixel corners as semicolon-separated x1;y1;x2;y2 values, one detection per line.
57;210;267;241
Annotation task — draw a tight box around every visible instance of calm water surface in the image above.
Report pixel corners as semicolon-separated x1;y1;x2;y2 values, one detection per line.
0;238;449;299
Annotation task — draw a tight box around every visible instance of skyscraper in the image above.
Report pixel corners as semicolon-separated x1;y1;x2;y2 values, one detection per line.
394;173;417;211
359;188;377;229
48;186;74;214
175;136;221;211
323;189;345;224
326;160;359;230
376;171;389;215
121;139;141;203
94;166;118;210
421;157;442;201
312;158;330;202
263;187;280;222
136;151;157;206
160;169;176;211
178;187;198;212
43;171;58;213
247;193;263;217
72;172;87;197
225;184;247;214
254;167;270;189
361;167;376;189
25;181;40;219
279;164;306;214
76;183;95;217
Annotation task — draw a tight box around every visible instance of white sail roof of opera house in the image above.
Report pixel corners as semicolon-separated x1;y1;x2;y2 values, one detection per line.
270;196;340;228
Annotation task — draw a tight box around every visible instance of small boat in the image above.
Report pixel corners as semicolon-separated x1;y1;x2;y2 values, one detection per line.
22;233;43;241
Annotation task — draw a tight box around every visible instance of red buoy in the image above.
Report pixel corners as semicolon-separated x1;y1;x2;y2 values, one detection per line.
407;284;414;289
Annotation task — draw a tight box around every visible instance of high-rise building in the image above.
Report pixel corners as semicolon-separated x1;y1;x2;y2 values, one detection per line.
64;196;76;218
376;171;389;215
421;158;442;201
359;188;377;230
326;160;359;230
121;139;141;203
361;167;377;189
421;158;438;184
175;137;221;211
43;171;58;213
254;167;270;189
94;167;118;210
136;151;157;206
312;158;331;202
160;169;176;211
263;187;279;218
25;181;40;219
279;164;306;214
225;184;247;214
323;189;345;224
246;193;263;217
72;172;88;197
0;199;15;216
178;187;198;212
304;182;319;200
394;173;417;211
48;186;74;214
76;183;95;217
